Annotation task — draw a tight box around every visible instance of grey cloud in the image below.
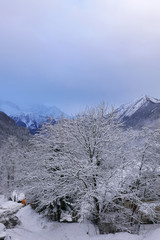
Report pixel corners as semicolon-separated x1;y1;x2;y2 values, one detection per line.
0;0;160;114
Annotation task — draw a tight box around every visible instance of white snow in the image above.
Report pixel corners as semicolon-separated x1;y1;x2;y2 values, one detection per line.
1;195;160;240
145;228;160;240
5;205;160;240
0;223;6;239
0;201;23;215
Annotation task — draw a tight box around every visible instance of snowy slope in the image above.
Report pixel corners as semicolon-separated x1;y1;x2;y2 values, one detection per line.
7;206;97;240
5;205;160;240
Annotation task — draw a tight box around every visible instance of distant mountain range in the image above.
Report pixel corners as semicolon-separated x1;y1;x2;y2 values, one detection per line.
117;95;160;129
0;96;160;135
0;101;67;134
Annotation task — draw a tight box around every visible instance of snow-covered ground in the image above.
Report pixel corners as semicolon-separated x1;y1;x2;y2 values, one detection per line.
4;205;160;240
0;196;159;240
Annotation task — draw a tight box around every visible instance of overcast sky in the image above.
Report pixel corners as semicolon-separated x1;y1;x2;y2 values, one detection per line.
1;0;160;114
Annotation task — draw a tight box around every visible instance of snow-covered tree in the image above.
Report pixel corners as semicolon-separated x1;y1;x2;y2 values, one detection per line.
28;104;132;229
25;104;160;233
114;127;160;233
0;135;30;198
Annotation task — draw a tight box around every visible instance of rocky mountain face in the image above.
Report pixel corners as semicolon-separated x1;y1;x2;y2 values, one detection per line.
117;95;160;129
0;101;67;134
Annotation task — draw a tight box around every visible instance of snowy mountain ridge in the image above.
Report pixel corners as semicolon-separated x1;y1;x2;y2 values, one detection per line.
118;95;160;118
1;96;160;133
117;95;160;128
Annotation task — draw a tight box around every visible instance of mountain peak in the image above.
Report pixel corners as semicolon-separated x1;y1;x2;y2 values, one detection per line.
118;95;160;119
117;95;160;129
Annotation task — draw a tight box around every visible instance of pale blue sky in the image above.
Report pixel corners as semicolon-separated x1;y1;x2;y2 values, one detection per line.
1;0;160;114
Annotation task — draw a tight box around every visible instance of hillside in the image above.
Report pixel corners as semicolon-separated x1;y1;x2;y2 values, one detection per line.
0;111;29;146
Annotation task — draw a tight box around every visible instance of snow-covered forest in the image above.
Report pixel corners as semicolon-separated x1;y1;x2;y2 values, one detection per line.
1;103;160;238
